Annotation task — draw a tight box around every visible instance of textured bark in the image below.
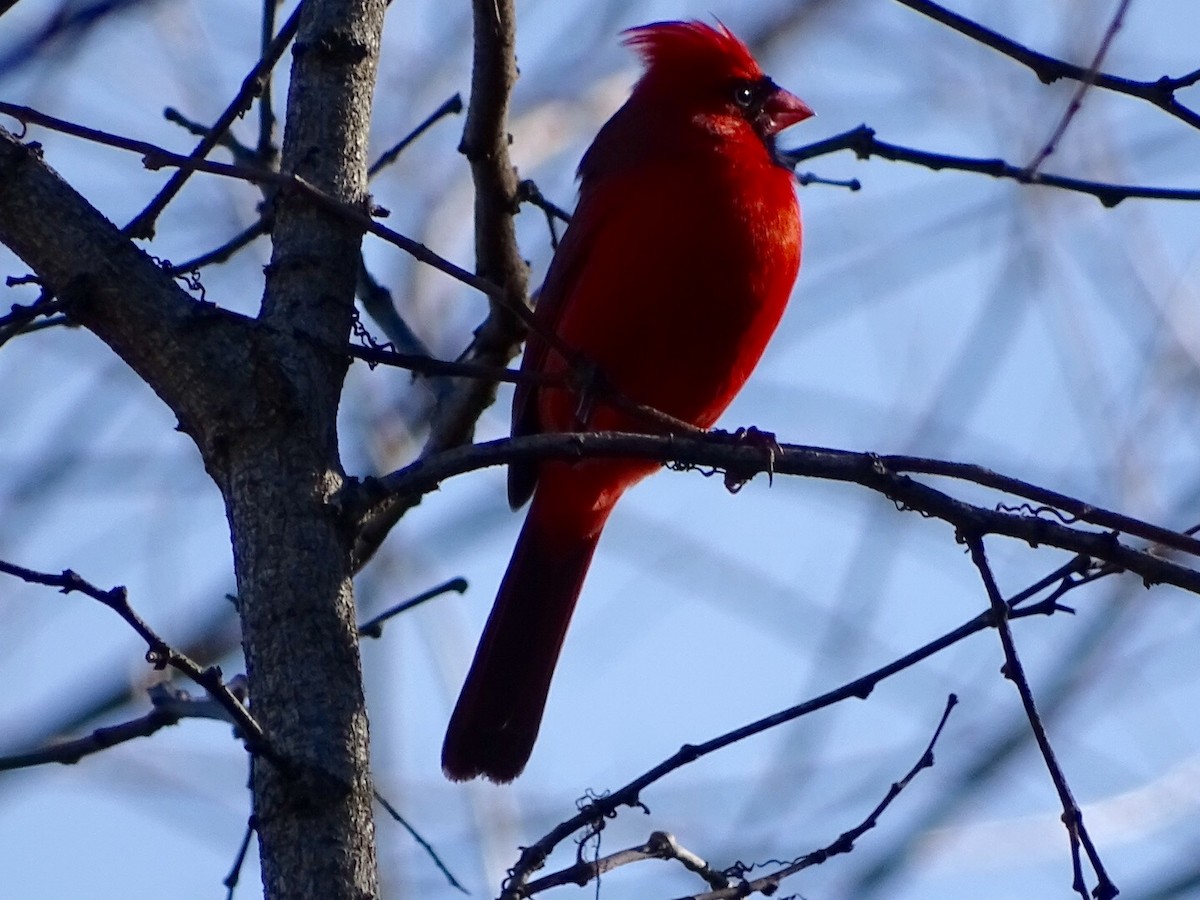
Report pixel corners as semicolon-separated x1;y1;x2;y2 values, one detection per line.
234;1;388;898
350;0;528;569
425;0;529;456
0;0;389;896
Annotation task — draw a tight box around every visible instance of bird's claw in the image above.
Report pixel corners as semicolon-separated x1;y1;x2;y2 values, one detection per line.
719;426;780;493
567;355;608;429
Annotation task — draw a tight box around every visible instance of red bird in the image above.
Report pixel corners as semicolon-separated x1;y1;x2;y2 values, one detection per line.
443;21;812;782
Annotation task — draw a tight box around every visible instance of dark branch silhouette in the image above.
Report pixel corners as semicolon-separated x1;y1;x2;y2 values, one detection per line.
965;536;1118;900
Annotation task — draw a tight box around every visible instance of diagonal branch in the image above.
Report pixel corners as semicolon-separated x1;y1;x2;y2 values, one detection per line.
0;682;250;772
503;597;1044;898
0;127;255;450
1023;0;1132;176
965;535;1118;900
688;696;958;900
0;561;275;759
892;0;1200;132
123;1;303;237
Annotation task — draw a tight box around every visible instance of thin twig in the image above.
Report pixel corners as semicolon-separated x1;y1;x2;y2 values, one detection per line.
164;218;272;274
892;0;1200;131
223;814;257;900
0;707;178;771
501;605;1054;898
374;788;468;893
0;560;279;763
682;696;958;900
0;295;66;348
784;125;1200;207
357;577;468;638
0;682;248;772
122;1;302;237
368;93;464;178
526;830;732;896
256;0;279;160
965;535;1117;900
0;100;561;343
344;341;555;384
163;106;260;167
1024;0;1133;176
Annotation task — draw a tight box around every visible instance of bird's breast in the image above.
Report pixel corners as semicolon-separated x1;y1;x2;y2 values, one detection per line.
545;155;801;432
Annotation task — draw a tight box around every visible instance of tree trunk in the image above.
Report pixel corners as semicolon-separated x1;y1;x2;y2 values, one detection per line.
228;1;388;897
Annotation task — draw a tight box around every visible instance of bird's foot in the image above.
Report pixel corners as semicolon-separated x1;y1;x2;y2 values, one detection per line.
714;425;780;493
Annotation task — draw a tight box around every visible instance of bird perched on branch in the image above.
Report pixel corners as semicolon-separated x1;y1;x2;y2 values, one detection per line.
443;20;813;782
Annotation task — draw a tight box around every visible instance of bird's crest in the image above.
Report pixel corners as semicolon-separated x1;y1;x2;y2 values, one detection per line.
622;20;763;84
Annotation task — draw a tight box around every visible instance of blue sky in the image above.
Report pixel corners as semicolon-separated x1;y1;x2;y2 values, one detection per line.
2;1;1200;898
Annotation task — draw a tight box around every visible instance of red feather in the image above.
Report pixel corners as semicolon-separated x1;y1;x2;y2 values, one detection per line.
442;20;812;782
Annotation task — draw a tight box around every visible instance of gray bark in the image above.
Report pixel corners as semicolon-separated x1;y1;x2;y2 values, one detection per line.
0;0;389;896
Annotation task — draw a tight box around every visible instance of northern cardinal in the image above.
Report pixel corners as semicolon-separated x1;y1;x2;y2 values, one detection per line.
443;20;812;782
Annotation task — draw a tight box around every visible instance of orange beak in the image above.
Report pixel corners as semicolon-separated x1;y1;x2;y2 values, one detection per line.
763;87;814;135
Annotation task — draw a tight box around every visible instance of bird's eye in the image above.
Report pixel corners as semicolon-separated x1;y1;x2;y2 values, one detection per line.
732;82;756;109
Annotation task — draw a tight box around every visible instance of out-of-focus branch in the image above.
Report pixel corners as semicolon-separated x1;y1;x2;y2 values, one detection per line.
0;682;247;772
0;0;157;74
892;0;1200;132
1023;0;1131;176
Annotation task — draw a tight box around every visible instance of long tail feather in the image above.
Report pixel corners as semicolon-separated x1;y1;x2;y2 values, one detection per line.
442;488;608;782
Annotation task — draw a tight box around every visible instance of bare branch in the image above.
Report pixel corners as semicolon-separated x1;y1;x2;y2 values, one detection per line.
0;103;553;331
223;814;257;900
0;704;177;772
343;338;554;385
368;93;464;178
357;577;468;638
892;0;1200;131
0;560;277;761
785;126;1200;207
502;604;1051;898
526;831;733;896
683;696;958;900
164;218;272;274
122;1;303;237
419;0;530;455
373;788;468;893
353;431;1200;594
965;536;1118;900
